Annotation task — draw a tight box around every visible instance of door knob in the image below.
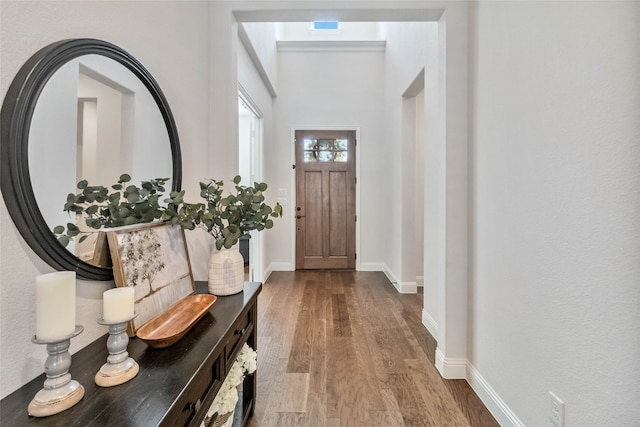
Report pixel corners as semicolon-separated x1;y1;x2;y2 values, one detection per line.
296;215;305;219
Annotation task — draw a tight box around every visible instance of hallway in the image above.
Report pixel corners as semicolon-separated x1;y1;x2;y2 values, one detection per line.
248;271;498;426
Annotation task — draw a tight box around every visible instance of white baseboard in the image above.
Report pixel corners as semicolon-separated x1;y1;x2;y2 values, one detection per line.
263;262;294;283
358;262;386;271
396;282;417;294
416;275;424;287
421;309;438;338
268;262;294;272
434;348;466;379
466;363;525;427
361;264;417;294
382;264;398;285
262;268;272;283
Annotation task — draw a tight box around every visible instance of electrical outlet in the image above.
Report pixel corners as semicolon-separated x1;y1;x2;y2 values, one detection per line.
549;391;565;427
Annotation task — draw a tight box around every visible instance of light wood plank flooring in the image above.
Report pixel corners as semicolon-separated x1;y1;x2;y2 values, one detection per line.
247;271;498;427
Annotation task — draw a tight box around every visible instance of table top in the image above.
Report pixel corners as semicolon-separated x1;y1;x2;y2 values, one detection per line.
0;281;261;427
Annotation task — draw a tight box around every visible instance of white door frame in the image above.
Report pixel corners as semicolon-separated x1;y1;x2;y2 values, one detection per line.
238;84;263;281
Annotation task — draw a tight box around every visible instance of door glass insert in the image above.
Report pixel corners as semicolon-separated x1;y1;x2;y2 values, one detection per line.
303;138;348;162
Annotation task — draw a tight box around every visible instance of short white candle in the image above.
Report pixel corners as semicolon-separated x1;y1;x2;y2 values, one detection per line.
103;287;135;323
35;271;76;341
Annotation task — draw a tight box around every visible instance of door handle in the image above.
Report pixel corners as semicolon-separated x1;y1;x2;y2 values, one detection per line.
296;215;305;219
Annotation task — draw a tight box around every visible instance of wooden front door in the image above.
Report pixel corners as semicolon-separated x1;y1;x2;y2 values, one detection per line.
295;130;356;269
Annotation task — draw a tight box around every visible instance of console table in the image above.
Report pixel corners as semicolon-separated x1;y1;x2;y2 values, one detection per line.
0;281;261;427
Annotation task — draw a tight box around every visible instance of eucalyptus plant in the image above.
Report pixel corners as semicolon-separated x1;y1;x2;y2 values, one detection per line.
53;174;282;252
195;175;283;250
53;174;184;247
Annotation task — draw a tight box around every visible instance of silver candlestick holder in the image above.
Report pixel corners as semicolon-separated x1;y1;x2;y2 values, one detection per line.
28;325;85;417
95;313;139;387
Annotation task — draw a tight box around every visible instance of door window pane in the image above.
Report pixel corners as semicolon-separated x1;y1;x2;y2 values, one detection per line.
303;138;348;163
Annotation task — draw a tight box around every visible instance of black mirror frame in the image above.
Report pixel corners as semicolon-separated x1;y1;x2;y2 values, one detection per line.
1;38;182;281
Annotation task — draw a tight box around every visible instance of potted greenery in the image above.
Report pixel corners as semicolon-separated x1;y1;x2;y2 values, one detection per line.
54;174;282;295
188;175;282;295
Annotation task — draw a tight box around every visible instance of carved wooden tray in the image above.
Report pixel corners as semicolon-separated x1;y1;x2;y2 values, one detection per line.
136;294;217;348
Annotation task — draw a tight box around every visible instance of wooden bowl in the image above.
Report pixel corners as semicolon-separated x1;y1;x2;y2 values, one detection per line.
136;294;217;348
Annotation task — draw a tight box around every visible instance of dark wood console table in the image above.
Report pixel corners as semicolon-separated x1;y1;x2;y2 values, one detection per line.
0;281;261;427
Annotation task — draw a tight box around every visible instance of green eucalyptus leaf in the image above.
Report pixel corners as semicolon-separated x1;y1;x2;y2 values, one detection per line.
53;225;65;234
123;216;137;225
224;235;237;249
126;192;139;204
58;236;70;247
118;207;130;218
86;219;102;229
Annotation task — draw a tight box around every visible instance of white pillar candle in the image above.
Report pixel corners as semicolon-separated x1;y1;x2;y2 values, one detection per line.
35;271;76;341
103;287;135;323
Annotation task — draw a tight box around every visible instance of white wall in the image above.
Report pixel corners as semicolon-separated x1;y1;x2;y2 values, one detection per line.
273;47;385;269
380;22;440;293
241;22;279;95
469;1;640;425
0;0;211;398
237;35;279;282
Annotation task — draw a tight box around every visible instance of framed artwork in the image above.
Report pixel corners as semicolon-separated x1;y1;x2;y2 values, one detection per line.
106;222;195;336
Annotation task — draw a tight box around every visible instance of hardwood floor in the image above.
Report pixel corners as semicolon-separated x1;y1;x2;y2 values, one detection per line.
246;271;498;427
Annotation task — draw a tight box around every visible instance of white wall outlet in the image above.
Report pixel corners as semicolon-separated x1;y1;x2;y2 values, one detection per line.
549;391;565;427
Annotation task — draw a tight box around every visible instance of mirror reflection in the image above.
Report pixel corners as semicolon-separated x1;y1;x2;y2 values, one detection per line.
29;54;173;266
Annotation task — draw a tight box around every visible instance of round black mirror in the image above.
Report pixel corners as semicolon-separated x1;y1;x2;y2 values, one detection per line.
1;38;181;281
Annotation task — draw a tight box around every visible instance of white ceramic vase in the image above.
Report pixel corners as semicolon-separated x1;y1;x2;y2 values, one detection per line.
208;244;244;295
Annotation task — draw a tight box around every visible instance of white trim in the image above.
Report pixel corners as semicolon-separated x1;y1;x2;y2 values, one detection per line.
277;40;386;53
466;363;526;427
268;261;294;272
416;275;424;287
360;263;417;294
358;262;385;271
238;84;263;118
396;282;417;294
263;262;294;283
382;264;398;285
290;126;361;271
421;308;438;338
434;348;466;379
